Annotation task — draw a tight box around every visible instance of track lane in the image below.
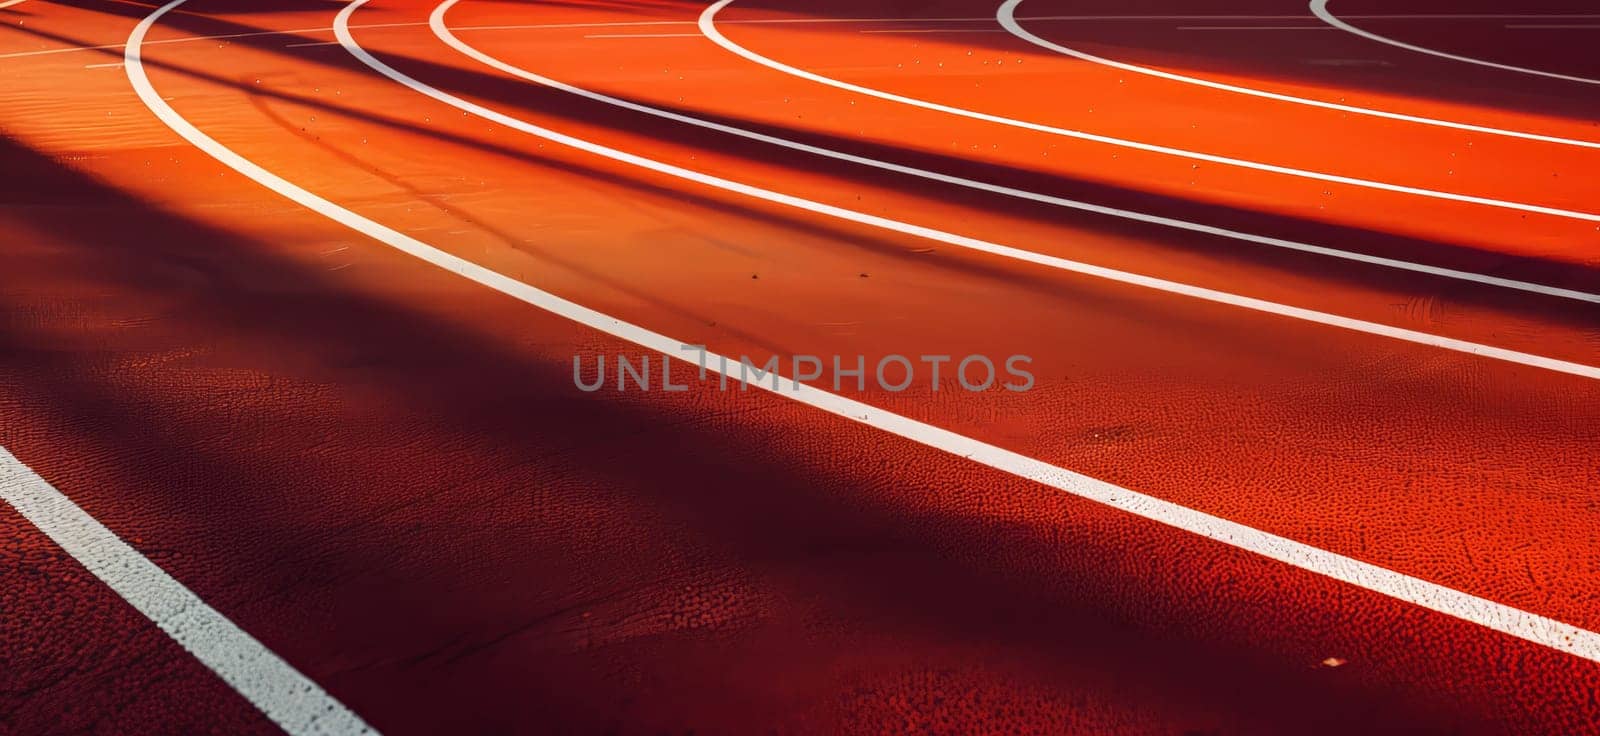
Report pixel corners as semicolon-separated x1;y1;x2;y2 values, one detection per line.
1314;0;1600;86
356;0;1600;633
3;0;1599;733
998;0;1600;149
18;0;1600;662
334;6;1600;382
430;0;1597;305
109;0;1600;643
0;503;281;735
704;0;1600;259
432;0;1600;369
0;444;374;735
984;3;1600;127
701;0;1600;226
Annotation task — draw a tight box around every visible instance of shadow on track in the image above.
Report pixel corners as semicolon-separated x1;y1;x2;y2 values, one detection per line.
0;133;1543;734
45;0;1600;122
14;8;1600;341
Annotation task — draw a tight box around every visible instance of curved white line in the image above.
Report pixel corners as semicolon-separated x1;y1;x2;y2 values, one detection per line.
431;2;1597;304
120;12;384;736
0;0;29;9
699;0;1600;224
371;3;1600;380
0;20;721;61
131;0;1600;668
998;0;1600;149
1312;0;1600;86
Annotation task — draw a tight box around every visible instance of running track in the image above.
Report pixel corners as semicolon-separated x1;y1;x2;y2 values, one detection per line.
1;0;1598;733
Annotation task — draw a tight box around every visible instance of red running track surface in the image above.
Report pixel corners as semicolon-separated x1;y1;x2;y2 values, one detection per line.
1;0;1597;733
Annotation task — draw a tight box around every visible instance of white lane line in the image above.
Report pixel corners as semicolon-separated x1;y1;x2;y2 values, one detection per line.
0;0;30;9
442;3;1600;380
85;61;125;68
433;2;1597;304
1312;0;1600;86
1505;23;1600;29
111;15;377;736
583;33;703;38
156;0;1600;668
0;445;376;736
706;0;1600;223
286;40;343;48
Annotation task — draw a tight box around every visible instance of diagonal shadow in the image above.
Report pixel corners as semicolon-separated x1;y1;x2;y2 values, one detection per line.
7;12;1405;380
446;0;1600;123
0;129;1544;733
13;5;1600;345
32;0;1600;123
800;0;1600;121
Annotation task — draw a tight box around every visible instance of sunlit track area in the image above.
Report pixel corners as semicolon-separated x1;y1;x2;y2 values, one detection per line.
1;0;1598;734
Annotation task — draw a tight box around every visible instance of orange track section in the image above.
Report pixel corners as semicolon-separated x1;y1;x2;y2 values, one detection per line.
2;0;1597;733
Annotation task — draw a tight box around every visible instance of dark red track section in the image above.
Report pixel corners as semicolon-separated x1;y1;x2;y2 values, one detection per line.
1;0;1597;733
